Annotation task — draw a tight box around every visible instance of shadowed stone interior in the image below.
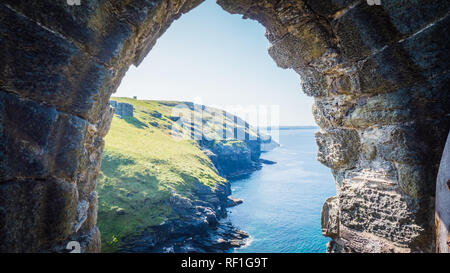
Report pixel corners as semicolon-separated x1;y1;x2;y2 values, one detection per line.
0;0;448;252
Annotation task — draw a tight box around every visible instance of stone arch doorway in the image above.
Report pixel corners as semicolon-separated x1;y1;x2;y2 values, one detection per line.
0;0;448;253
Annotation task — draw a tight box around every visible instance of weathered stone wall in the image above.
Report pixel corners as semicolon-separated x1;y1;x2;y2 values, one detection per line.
0;0;448;252
110;100;134;117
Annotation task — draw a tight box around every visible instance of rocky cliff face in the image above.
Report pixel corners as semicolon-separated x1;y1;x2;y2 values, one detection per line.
117;180;248;253
218;0;450;253
202;139;262;179
98;99;252;252
180;103;271;179
0;0;448;252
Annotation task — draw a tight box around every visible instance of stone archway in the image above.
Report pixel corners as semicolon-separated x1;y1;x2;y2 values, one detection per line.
0;0;448;252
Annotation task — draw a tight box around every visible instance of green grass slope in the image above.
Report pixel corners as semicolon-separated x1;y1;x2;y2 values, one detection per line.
97;98;227;252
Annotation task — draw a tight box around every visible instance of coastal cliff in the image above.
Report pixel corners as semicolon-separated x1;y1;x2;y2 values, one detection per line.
98;98;274;252
168;102;270;179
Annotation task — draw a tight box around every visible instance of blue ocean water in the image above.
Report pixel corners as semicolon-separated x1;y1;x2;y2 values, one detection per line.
227;128;336;253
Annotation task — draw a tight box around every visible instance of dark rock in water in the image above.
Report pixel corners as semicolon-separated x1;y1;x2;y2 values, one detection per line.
117;219;250;253
116;180;247;253
226;196;243;208
259;158;276;165
198;206;219;227
151;221;249;253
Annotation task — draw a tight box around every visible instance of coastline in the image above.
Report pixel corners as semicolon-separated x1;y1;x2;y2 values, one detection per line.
99;99;280;253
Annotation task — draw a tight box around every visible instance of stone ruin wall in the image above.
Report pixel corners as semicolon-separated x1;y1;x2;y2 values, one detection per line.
0;0;448;252
109;100;134;117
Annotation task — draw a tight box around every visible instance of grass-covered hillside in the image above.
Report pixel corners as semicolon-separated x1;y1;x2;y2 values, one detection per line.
97;98;229;252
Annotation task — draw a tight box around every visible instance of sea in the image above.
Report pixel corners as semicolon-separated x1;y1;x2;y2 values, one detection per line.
227;128;336;253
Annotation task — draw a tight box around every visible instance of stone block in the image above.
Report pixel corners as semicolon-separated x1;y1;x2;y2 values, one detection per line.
110;101;134;117
81;191;99;233
82;227;101;253
332;2;401;62
321;196;339;237
343;89;412;128
357;43;425;94
269;21;333;69
376;121;449;166
313;95;355;128
400;14;450;79
396;163;435;198
382;0;450;36
356;14;449;95
0;178;78;252
339;175;428;250
0;90;87;181
315;128;360;169
295;67;328;97
1;0;135;66
336;226;411;253
0;3;114;121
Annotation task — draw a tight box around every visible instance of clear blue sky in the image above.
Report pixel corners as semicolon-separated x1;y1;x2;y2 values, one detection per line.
114;0;315;126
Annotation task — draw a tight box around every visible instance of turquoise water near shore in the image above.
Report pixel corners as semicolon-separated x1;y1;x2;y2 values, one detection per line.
227;128;336;253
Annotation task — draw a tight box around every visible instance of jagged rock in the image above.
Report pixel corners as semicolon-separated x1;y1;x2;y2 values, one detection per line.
226;196;243;208
259;158;276;165
316;128;360;169
204;140;262;179
321;196;339;238
336;172;430;252
176;103;273;179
